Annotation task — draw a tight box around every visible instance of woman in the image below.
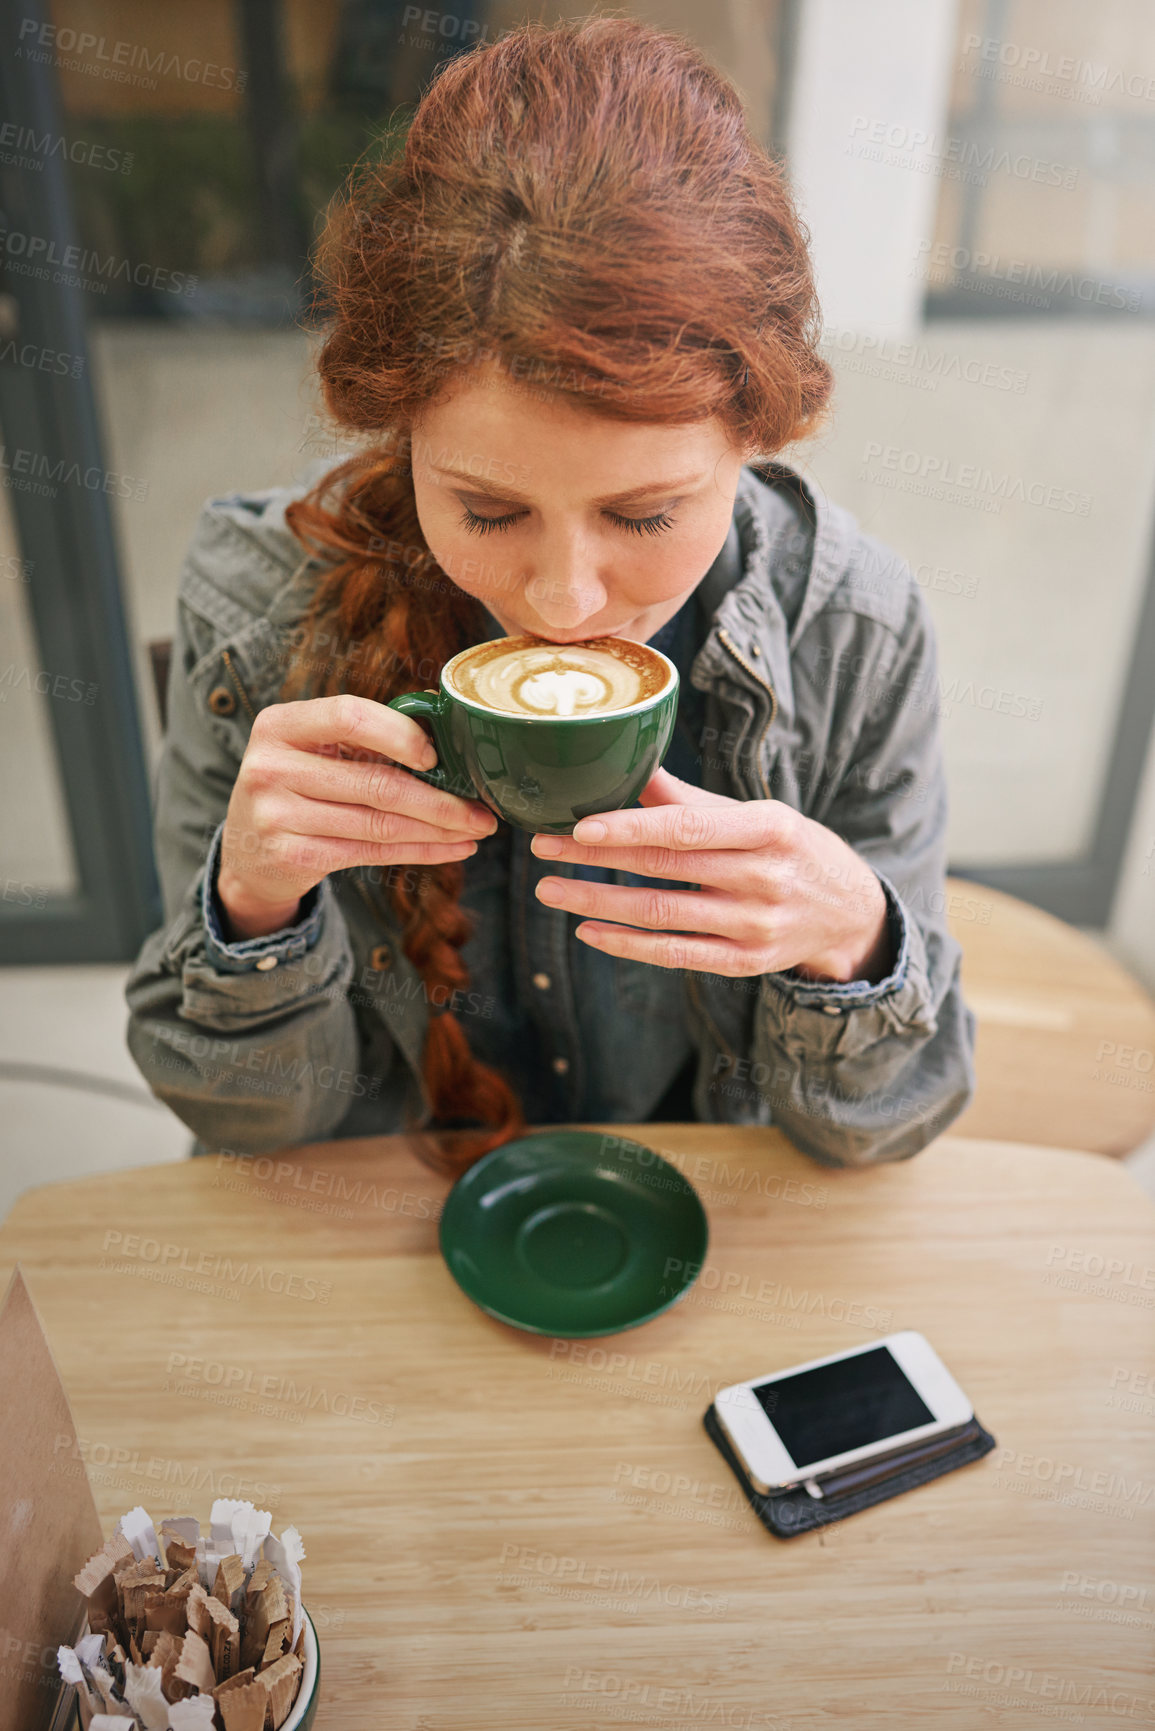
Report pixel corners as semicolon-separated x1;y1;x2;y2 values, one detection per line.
125;16;976;1174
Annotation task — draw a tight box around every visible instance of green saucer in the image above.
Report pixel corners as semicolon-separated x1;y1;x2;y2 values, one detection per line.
438;1130;709;1337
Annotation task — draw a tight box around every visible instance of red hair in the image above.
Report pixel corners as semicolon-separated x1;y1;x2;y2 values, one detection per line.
283;15;832;1174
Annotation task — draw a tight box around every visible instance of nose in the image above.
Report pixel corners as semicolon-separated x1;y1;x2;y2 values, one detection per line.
525;563;608;633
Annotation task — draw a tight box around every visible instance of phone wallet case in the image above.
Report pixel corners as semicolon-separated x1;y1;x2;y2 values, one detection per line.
703;1403;998;1537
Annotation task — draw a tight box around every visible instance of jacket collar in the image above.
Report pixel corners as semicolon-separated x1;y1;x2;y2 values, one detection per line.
690;461;856;734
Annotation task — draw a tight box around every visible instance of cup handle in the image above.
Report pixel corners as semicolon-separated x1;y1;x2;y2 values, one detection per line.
386;689;455;791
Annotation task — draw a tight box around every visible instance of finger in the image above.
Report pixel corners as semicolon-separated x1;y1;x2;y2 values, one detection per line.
276;754;495;833
573;920;767;976
530;836;765;895
637;766;735;808
313;741;392;763
320;837;481;867
272;793;496;849
260;693;438;774
248;835;481;879
571;797;793;854
536;876;761;943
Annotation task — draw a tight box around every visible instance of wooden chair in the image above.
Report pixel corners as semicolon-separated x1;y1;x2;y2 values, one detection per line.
945;879;1155;1157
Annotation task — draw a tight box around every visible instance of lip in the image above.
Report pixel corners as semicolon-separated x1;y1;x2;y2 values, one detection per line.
514;620;640;644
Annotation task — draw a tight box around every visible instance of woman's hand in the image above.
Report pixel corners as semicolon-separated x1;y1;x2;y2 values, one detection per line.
216;695;498;940
529;767;893;984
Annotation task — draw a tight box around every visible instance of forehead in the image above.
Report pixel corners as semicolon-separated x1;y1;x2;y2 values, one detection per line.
415;358;733;469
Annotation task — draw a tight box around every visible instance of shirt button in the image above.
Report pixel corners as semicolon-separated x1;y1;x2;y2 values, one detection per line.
207;685;237;716
552;1056;570;1075
255;955;279;971
821;1003;842;1015
532;972;552;990
369;945;393;971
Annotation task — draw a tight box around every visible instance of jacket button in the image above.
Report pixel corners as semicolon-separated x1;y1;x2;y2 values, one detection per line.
208;685;236;716
532;972;551;990
369;945;393;971
552;1056;569;1075
821;1004;843;1015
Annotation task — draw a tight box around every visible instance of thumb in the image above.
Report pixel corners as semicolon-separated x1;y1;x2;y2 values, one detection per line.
638;764;736;809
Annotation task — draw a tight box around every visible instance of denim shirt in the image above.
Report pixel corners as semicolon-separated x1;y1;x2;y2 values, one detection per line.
127;460;974;1168
453;589;708;1126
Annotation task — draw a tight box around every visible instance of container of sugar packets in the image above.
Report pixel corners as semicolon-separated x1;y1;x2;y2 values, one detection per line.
56;1499;320;1730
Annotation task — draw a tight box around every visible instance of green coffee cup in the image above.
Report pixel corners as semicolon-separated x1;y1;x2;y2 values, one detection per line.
386;638;679;834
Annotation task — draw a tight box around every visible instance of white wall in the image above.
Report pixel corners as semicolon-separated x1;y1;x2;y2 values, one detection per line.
92;323;328;769
785;0;961;337
785;323;1155;870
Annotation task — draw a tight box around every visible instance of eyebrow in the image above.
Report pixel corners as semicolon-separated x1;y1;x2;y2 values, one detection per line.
432;464;705;508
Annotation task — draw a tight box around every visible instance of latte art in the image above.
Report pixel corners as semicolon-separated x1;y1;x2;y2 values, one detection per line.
447;635;670;718
516;668;616;717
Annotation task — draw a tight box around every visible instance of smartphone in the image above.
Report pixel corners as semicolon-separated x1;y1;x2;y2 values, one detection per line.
714;1332;973;1494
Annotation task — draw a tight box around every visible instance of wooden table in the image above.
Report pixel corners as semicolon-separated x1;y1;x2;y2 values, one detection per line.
944;876;1155;1156
2;1126;1153;1729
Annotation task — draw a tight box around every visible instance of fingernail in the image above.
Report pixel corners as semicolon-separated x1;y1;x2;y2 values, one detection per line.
421;746;438;769
532;835;563;856
573;818;606;842
536;879;563;903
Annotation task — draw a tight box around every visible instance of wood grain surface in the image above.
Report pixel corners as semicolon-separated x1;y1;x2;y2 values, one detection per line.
1;1125;1152;1730
943;876;1155;1155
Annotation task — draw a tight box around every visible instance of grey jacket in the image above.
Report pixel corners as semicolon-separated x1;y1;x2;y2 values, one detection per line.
124;460;977;1166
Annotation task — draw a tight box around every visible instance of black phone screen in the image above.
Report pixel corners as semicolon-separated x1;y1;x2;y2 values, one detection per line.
753;1346;935;1469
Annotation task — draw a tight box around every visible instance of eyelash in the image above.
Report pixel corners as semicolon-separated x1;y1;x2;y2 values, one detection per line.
459;505;676;538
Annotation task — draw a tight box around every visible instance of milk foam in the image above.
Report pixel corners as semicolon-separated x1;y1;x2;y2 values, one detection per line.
449;638;666;717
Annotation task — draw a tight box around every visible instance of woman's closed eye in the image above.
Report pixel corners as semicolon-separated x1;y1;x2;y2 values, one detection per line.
606;508;676;537
459;505;676;538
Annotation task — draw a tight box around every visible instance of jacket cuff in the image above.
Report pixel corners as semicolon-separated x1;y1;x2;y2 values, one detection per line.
761;867;910;1013
201;821;323;974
